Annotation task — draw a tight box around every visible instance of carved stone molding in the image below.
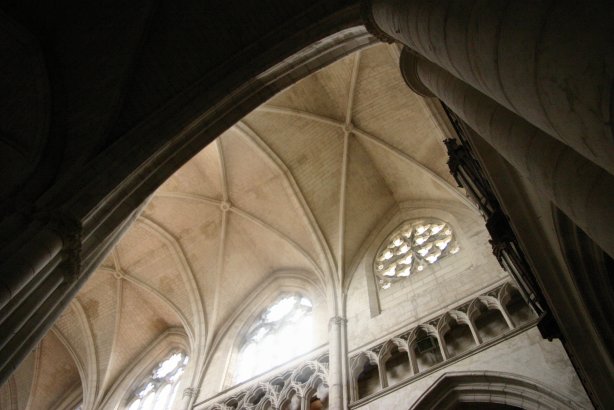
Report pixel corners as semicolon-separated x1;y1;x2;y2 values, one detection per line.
329;316;348;328
184;387;201;399
349;282;535;403
198;354;329;410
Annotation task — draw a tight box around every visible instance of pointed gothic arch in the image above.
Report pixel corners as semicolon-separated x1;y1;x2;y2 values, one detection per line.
411;371;582;410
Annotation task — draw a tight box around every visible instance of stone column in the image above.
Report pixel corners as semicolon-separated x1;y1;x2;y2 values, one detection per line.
182;387;199;409
377;356;388;389
400;50;614;258
300;394;309;410
437;335;449;361
496;304;516;330
466;319;482;346
340;313;350;408
328;315;346;410
407;347;419;375
368;0;614;175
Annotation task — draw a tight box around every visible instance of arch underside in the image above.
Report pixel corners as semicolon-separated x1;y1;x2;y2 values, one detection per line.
411;371;582;410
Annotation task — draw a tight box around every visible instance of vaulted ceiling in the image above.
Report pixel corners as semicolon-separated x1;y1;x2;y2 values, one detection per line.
0;43;473;409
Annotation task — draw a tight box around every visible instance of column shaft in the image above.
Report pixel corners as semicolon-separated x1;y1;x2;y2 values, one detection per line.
378;358;388;389
467;320;482;346
408;348;419;375
371;0;614;174
404;52;614;258
339;314;350;408
328;316;345;410
497;305;516;330
438;336;449;361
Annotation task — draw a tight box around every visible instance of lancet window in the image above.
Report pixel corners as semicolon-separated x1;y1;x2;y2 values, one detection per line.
375;219;459;289
235;294;314;383
127;351;189;410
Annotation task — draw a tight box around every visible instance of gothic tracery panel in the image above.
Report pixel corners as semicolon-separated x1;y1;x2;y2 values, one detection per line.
375;219;459;289
127;352;189;410
236;294;314;383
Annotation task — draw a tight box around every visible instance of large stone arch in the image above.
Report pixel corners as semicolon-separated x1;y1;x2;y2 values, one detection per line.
1;1;613;407
411;371;583;410
0;4;374;384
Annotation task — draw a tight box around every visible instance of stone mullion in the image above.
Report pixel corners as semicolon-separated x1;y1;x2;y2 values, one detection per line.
299;394;309;410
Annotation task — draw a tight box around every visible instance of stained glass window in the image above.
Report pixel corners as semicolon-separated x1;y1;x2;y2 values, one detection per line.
375;219;459;289
235;294;314;383
127;352;188;410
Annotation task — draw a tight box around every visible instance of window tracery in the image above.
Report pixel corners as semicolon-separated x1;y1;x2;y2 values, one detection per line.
375;219;459;289
235;294;314;383
127;351;188;410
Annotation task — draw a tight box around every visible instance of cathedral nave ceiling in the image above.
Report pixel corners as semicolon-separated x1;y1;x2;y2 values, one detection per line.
5;43;473;409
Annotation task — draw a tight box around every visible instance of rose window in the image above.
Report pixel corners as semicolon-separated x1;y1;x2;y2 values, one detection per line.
375;220;459;289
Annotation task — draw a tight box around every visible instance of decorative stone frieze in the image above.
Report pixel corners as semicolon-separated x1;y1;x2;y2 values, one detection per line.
199;353;329;410
349;282;534;402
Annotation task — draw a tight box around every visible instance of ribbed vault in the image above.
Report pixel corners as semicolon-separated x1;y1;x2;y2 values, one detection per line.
1;43;474;409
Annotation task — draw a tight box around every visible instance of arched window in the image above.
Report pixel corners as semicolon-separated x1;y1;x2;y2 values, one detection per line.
235;294;314;383
375;219;459;289
127;351;188;410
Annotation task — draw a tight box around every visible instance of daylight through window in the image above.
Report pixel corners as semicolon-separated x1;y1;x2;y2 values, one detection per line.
127;352;188;410
235;294;314;383
375;220;459;289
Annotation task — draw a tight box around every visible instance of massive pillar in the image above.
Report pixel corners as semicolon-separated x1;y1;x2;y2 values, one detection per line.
399;49;614;259
368;0;614;175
